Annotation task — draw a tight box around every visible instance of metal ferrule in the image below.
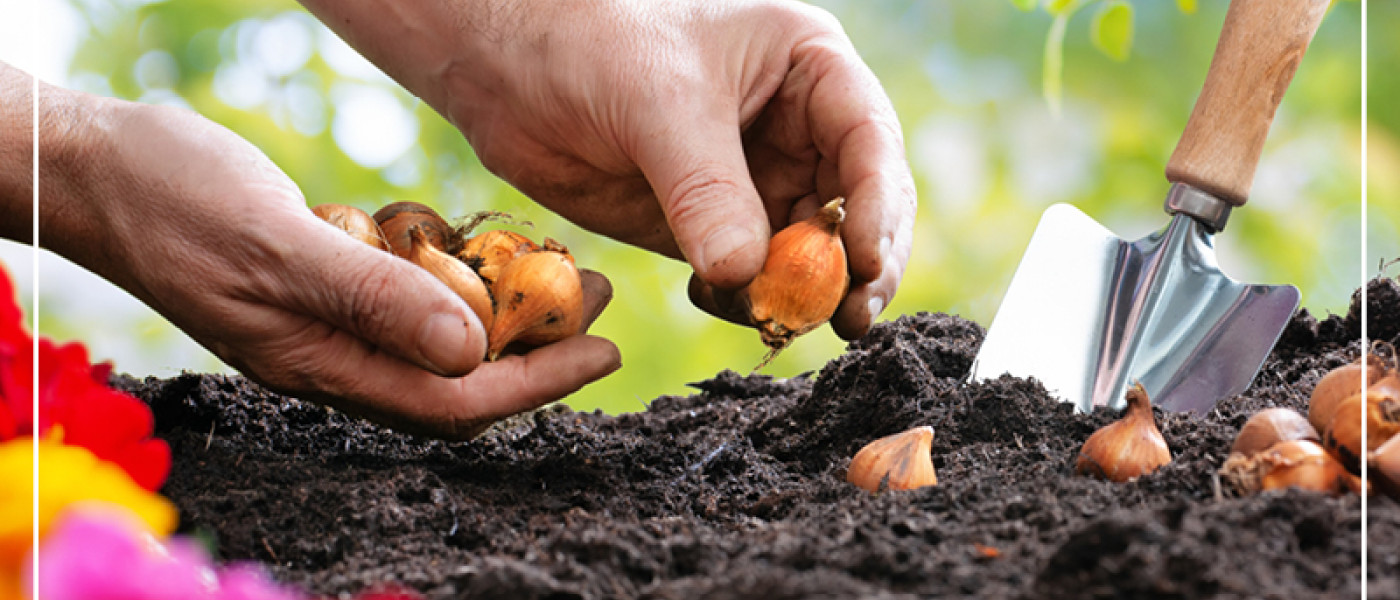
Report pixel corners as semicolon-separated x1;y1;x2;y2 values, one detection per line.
1164;183;1232;233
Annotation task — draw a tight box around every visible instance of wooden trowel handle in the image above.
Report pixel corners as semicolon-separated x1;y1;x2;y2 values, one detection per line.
1165;0;1328;207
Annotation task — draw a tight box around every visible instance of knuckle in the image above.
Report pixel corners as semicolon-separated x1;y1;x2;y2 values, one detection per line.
663;168;743;218
341;265;403;341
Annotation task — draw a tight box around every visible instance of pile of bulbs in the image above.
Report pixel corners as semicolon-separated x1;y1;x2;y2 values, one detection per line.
318;196;853;365
313;202;585;360
1221;342;1400;497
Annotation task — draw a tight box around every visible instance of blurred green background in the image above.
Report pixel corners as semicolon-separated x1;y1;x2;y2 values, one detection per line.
35;0;1366;415
1369;1;1400;271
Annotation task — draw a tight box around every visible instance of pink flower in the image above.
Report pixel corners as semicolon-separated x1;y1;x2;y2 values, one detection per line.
30;509;302;600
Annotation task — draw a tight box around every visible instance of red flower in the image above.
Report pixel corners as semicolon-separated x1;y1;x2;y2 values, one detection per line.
0;265;31;439
37;339;171;491
0;265;170;491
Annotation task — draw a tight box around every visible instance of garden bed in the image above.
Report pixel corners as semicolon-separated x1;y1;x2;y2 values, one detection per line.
116;278;1400;599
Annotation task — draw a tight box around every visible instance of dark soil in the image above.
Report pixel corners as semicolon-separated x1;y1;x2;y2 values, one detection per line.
116;278;1400;600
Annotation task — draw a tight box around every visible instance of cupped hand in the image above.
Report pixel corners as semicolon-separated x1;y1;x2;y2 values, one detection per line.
39;95;619;440
307;0;917;341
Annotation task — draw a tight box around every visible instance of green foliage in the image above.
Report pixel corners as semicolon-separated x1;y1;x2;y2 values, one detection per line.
54;0;1362;415
1045;0;1078;16
1019;0;1171;109
1090;2;1134;62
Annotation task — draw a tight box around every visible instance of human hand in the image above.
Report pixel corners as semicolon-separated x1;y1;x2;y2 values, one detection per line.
37;93;620;440
302;0;917;341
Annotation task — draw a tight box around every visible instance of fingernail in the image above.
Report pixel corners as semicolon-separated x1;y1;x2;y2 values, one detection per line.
416;312;471;375
701;225;758;272
868;296;886;327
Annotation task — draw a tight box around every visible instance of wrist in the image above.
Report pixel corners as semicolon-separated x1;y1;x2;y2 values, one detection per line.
0;63;34;243
35;85;126;267
298;0;513;112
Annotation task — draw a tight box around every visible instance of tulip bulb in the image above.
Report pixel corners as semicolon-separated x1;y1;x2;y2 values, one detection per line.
846;426;937;493
1369;433;1400;501
1075;383;1172;482
1230;408;1318;458
1220;439;1363;496
1309;350;1389;433
375;201;453;259
486;239;583;360
460;230;539;283
312;204;390;252
407;226;494;332
1322;389;1400;473
740;198;849;364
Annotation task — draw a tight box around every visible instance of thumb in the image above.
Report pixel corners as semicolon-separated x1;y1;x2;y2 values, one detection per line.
287;222;488;377
634;113;770;289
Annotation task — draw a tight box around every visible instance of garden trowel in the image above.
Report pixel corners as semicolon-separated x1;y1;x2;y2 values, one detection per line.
971;0;1328;414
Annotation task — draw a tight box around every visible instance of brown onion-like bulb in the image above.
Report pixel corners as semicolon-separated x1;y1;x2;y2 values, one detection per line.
459;230;538;283
1323;389;1400;473
312;204;390;252
739;198;849;361
846;426;937;493
1220;439;1363;496
374;201;453;259
1309;349;1390;432
407;226;494;333
1369;433;1400;501
1230;408;1318;458
486;239;583;360
1075;383;1172;482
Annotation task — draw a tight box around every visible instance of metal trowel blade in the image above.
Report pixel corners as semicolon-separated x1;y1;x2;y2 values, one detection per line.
971;202;1299;414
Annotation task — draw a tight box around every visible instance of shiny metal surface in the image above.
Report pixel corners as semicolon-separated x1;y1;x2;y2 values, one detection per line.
1164;183;1233;232
972;198;1299;414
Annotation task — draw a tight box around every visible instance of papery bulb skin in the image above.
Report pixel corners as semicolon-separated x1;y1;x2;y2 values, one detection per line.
741;197;849;352
846;426;937;493
460;230;538;283
1221;439;1363;496
1309;354;1387;433
1323;389;1400;474
408;226;495;333
375;202;453;258
1370;433;1400;501
486;239;583;360
1230;408;1318;458
1075;383;1172;482
313;204;391;252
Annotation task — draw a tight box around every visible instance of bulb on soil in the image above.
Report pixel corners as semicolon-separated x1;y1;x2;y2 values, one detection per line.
486;239;583;360
1075;383;1172;482
459;230;539;284
1322;389;1400;473
375;202;453;259
1308;341;1395;432
1369;433;1400;501
1220;439;1363;496
407;226;494;333
740;198;849;367
312;204;391;252
846;426;937;493
1230;408;1318;458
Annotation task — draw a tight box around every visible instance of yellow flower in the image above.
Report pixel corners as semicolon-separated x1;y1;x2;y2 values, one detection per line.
0;438;177;599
